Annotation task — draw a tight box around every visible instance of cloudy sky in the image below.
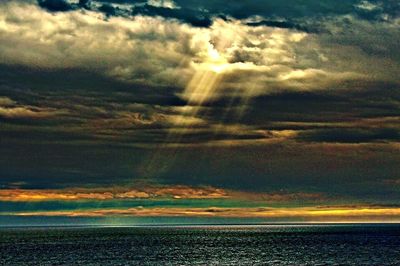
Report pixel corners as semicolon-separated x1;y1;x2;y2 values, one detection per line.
0;0;400;224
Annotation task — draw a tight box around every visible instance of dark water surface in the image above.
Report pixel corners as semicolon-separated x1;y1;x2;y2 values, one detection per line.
1;224;400;265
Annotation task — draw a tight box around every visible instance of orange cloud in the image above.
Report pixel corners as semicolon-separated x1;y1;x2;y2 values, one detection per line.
0;185;229;201
0;186;326;203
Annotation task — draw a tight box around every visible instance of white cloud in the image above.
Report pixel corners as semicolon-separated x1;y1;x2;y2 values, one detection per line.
147;0;179;9
1;1;396;108
0;97;16;107
0;96;66;119
355;1;382;11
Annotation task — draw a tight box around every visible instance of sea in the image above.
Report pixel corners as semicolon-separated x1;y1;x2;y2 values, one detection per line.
0;224;399;265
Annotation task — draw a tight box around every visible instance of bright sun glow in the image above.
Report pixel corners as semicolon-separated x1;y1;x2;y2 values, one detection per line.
207;48;230;73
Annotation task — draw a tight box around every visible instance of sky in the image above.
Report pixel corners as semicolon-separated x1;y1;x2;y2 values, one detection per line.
0;0;400;224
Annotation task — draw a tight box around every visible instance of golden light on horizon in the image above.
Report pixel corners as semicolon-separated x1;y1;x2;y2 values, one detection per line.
7;206;400;223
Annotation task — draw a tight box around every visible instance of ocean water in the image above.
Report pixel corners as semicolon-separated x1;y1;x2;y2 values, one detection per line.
0;224;399;265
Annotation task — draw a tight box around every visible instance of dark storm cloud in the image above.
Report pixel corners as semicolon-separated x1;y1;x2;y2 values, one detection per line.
245;20;316;33
0;65;187;106
297;128;400;143
171;0;354;18
131;5;212;27
2;137;400;203
33;0;400;32
196;85;400;128
38;0;75;11
38;0;213;27
1;62;399;153
36;0;400;29
37;0;212;27
135;142;400;202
